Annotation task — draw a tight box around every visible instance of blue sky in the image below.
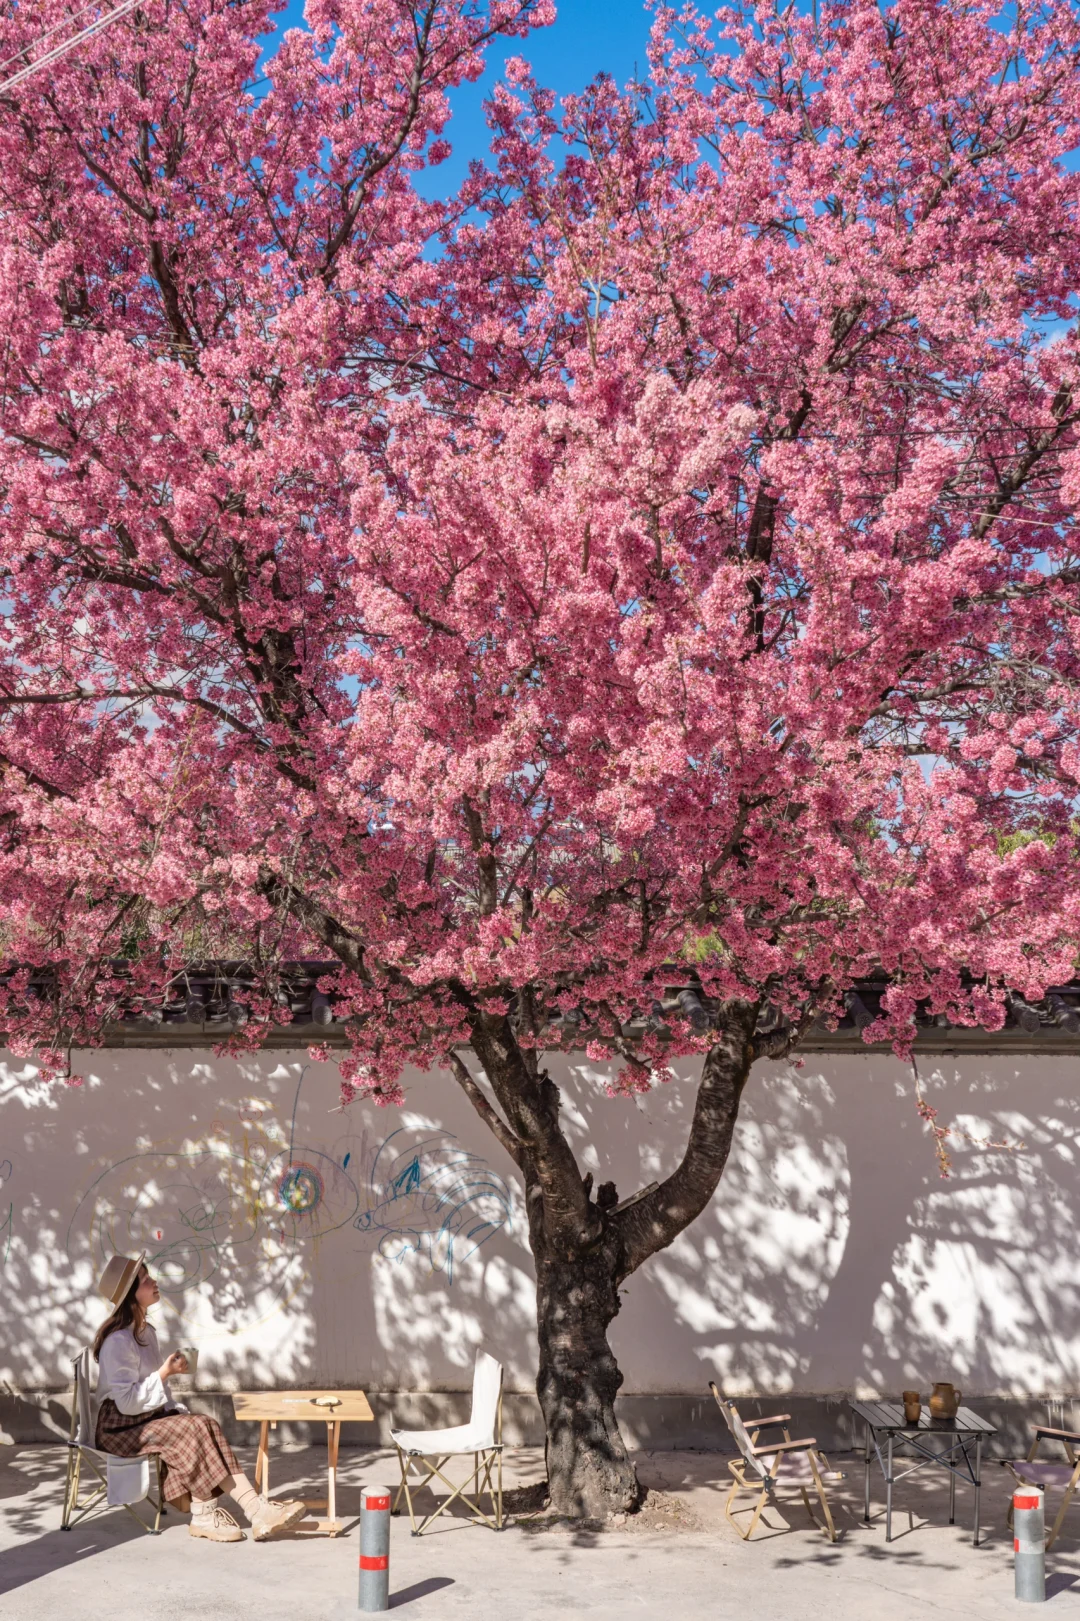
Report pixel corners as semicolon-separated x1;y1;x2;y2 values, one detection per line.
264;0;658;194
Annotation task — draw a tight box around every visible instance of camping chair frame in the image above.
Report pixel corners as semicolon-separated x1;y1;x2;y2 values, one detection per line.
710;1382;839;1543
61;1350;165;1537
1003;1425;1080;1550
392;1384;504;1536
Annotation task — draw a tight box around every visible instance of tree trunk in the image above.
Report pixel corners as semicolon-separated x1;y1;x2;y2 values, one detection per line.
454;1002;759;1520
535;1240;640;1518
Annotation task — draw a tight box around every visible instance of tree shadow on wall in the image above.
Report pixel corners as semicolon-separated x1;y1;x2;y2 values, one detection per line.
0;1053;321;1408
311;1066;535;1403
0;1050;539;1426
548;1051;1080;1447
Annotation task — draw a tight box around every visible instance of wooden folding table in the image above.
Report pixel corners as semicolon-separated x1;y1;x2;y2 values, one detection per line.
232;1389;375;1536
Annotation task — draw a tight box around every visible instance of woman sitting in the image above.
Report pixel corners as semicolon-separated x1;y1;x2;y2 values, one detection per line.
94;1251;306;1543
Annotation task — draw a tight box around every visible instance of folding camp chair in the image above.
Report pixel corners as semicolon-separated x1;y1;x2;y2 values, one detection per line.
1002;1423;1080;1549
61;1348;165;1535
709;1382;843;1542
391;1351;504;1535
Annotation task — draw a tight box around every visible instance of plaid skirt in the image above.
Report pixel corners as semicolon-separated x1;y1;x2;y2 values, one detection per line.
96;1400;240;1503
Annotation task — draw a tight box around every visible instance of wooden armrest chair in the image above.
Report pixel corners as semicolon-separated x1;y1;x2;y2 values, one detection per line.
1002;1424;1080;1549
709;1382;844;1542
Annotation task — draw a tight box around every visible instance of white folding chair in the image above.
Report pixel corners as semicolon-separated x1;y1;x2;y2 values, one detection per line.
710;1382;843;1542
391;1351;504;1535
61;1348;165;1536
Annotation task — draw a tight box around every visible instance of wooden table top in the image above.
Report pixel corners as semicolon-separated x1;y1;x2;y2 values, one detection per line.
232;1390;375;1423
851;1399;996;1436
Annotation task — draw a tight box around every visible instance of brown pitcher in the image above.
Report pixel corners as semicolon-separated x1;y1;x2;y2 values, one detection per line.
929;1382;960;1419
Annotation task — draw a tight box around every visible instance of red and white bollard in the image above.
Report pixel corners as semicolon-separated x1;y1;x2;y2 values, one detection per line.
1014;1486;1045;1603
359;1483;391;1612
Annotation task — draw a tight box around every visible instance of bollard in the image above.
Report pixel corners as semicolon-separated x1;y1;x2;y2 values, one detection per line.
358;1483;391;1613
1014;1486;1045;1603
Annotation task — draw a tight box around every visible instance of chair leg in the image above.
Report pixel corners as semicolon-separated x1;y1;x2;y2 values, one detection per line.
391;1449;408;1517
61;1450;77;1530
807;1453;837;1543
488;1449;504;1529
723;1476;744;1535
724;1464;772;1543
744;1484;771;1541
400;1453;504;1536
1046;1476;1079;1552
724;1466;754;1538
62;1449;164;1537
476;1449;503;1528
68;1451;83;1526
394;1452;421;1535
64;1455;108;1531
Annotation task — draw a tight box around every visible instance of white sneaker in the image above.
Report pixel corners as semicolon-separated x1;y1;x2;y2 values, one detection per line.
251;1498;307;1541
190;1505;245;1542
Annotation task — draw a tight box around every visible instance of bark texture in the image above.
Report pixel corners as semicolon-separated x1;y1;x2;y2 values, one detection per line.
535;1243;638;1517
450;999;761;1519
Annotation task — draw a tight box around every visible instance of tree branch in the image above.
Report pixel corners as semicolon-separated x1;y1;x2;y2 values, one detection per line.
616;1000;758;1276
447;1049;524;1168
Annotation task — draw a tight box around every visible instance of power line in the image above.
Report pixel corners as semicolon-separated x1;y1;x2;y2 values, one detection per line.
845;499;1074;533
0;0;110;76
0;0;142;97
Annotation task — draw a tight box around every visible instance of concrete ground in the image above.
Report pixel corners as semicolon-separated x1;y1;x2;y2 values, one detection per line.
2;1441;1078;1621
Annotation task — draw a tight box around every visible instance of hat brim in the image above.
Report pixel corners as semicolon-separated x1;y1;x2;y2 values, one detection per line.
106;1250;146;1305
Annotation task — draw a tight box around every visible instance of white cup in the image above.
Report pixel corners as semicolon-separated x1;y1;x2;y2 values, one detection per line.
177;1345;199;1386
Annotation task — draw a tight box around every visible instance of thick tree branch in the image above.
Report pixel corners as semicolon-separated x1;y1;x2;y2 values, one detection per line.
446;1049;525;1168
466;1012;593;1244
255;868;371;982
616;1000;758;1277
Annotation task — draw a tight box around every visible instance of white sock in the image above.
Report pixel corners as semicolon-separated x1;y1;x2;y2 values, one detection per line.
191;1496;216;1519
223;1472;262;1521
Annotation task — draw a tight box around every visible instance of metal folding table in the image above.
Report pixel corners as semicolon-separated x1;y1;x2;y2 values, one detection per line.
851;1400;997;1545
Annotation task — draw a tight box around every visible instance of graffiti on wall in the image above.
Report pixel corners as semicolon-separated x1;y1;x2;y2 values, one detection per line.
64;1137;307;1332
352;1128;513;1283
63;1069;513;1324
0;1156;12;1266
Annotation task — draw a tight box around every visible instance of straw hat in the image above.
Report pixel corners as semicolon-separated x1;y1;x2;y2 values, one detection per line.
97;1252;145;1306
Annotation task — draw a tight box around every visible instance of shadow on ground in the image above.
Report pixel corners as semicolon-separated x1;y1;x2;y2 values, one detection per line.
4;1443;1080;1620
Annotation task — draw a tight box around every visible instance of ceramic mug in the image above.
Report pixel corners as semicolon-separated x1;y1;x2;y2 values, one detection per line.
902;1389;921;1423
176;1345;199;1386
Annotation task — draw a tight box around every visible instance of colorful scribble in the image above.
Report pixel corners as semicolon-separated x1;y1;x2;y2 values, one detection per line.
277;1163;323;1214
353;1129;512;1283
259;1144;358;1238
65;1068;513;1319
64;1143;301;1324
63;1097;309;1334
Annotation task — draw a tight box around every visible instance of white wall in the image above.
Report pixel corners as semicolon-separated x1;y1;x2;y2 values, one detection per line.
1;1046;1078;1399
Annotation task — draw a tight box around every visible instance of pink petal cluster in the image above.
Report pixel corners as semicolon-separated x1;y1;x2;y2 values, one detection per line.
1;0;1078;1097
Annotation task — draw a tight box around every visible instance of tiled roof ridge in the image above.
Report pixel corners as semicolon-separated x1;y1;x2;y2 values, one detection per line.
5;962;1076;1050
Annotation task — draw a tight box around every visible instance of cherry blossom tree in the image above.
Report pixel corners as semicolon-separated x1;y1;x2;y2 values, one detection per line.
3;0;1080;1517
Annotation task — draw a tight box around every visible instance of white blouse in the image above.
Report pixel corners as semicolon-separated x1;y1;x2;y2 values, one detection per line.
96;1323;184;1416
